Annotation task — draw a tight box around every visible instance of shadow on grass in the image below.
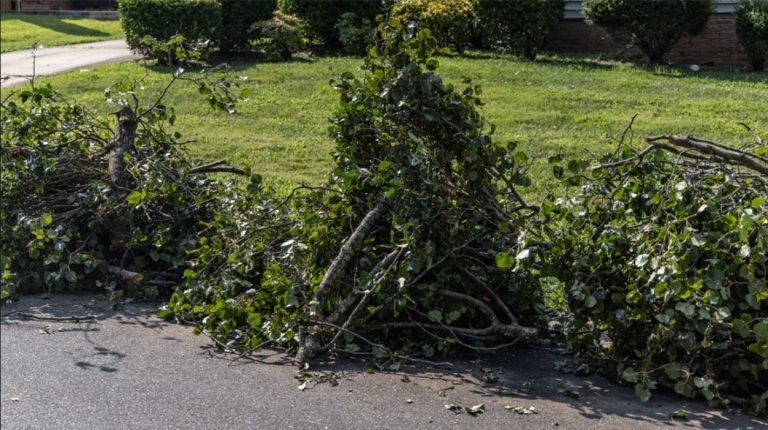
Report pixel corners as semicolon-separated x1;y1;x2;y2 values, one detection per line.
536;51;768;84
1;14;111;38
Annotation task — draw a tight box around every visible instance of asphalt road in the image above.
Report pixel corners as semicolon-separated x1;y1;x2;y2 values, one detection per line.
1;40;141;88
1;294;765;430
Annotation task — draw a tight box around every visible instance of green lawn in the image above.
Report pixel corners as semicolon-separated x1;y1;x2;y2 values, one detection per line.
13;53;768;193
0;13;123;53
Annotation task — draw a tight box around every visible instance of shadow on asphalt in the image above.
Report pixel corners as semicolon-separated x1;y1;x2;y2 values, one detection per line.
2;294;766;429
1;294;162;374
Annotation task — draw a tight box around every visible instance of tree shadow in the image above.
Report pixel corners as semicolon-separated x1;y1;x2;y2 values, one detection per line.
0;293;166;374
535;51;768;84
220;345;767;429
2;14;111;38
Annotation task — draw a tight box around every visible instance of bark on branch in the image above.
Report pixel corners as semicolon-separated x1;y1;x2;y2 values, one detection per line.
647;135;768;176
108;107;138;189
187;160;247;176
310;199;388;314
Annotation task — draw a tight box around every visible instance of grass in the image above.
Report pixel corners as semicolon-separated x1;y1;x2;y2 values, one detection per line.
11;52;768;193
0;13;124;53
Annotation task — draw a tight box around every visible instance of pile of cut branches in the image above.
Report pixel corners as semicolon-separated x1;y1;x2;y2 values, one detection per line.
165;21;544;364
0;73;253;300
524;122;768;414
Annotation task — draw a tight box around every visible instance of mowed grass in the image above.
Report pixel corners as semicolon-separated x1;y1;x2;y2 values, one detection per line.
0;13;123;53
16;53;768;193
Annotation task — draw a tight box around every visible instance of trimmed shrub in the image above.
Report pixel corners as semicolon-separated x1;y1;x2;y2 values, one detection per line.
337;12;375;55
119;0;222;62
582;0;714;64
391;0;475;52
736;0;768;71
251;10;306;60
279;0;385;51
475;0;564;60
219;0;277;53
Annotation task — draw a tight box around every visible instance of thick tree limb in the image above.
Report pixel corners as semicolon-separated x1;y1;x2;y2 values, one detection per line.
310;199;388;314
187;160;247;175
296;199;388;365
187;166;247;175
647;135;768;176
108;107;138;189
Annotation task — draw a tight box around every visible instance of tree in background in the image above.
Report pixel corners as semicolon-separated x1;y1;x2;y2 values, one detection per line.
582;0;714;64
736;0;768;71
475;0;564;60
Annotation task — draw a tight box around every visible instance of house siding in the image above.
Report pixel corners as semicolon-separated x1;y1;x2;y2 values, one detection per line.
552;0;747;67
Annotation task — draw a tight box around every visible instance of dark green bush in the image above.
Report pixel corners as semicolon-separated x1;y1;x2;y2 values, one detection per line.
582;0;714;64
736;0;768;71
337;12;375;56
279;0;385;51
251;10;306;60
119;0;222;62
475;0;564;60
219;0;277;53
391;0;475;52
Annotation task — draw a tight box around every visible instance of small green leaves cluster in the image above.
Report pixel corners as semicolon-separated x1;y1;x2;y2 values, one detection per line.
528;142;768;414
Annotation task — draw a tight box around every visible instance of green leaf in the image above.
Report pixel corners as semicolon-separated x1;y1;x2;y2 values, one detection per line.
557;384;580;399
664;363;684;380
675;302;696;319
247;313;261;328
622;367;638;383
634;384;651;402
465;404;485;415
372;346;387;358
584;295;597;308
127;191;143;205
634;254;649;268
445;403;462;413
754;321;768;343
496;252;514;268
427;309;443;323
183;269;196;279
40;213;53;226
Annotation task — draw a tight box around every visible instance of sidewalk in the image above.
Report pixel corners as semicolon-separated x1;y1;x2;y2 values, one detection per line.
1;294;765;429
0;40;141;88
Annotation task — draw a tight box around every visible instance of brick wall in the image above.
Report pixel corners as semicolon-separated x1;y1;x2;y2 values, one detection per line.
16;0;75;10
1;0;12;13
548;14;748;68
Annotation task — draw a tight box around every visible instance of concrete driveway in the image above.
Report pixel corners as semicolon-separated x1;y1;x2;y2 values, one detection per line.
1;294;765;430
1;40;141;88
